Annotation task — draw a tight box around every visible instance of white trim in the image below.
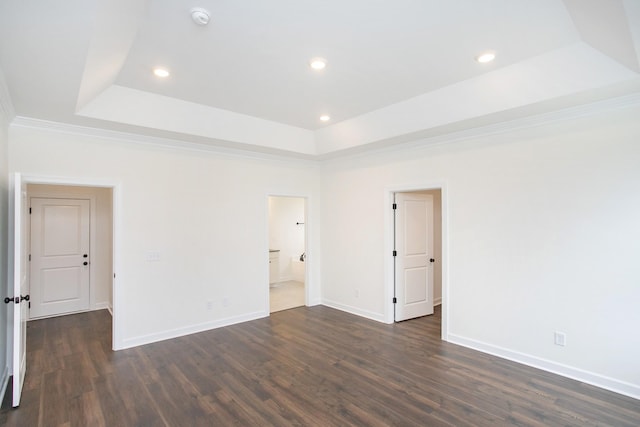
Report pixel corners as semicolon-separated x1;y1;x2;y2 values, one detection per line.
0;365;9;405
10;116;319;163
93;302;110;311
318;92;640;161
448;334;640;401
10;92;640;162
434;297;442;306
384;182;449;341
322;299;387;324
120;311;267;350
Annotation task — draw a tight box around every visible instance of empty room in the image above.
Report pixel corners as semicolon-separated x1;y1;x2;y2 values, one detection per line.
1;1;639;425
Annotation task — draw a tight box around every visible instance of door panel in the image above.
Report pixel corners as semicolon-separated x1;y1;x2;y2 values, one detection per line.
30;198;90;318
395;192;434;321
404;267;428;303
11;173;28;407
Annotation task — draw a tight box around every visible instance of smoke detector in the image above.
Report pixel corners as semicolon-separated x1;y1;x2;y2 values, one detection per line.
190;7;211;26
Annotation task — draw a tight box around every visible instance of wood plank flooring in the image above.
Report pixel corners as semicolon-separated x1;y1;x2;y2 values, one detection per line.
2;305;639;426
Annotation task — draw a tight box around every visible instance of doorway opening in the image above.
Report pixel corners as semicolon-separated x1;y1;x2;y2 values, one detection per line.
8;174;119;407
268;196;306;313
387;185;447;339
27;184;113;320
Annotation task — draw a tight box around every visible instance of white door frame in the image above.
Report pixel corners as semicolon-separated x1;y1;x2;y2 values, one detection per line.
265;192;312;314
15;174;123;350
384;182;449;341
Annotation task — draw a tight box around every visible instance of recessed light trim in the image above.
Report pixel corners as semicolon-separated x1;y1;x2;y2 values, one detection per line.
476;51;496;63
310;57;327;70
320;115;331;122
153;68;170;78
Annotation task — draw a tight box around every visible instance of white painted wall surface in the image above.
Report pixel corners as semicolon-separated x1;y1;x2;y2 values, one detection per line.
268;196;305;282
27;184;113;311
321;104;640;397
8;125;321;349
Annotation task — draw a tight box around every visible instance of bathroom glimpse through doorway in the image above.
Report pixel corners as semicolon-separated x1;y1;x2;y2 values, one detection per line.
268;196;306;313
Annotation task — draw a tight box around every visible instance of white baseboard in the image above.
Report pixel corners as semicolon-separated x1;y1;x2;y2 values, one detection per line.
434;297;442;306
93;302;111;311
120;311;267;350
307;298;322;307
0;365;9;406
447;333;640;401
321;299;387;323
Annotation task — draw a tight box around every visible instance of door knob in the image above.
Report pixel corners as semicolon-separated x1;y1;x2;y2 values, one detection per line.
83;254;88;258
83;261;88;266
430;258;435;263
20;294;30;302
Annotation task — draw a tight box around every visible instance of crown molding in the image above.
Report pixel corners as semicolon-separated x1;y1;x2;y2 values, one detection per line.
10;116;320;166
0;67;16;121
319;91;640;161
10;91;640;163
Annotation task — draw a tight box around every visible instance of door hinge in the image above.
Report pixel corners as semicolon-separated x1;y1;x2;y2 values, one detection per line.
29;254;31;261
392;297;397;304
29;207;32;214
392;250;397;257
392;203;397;210
28;301;31;309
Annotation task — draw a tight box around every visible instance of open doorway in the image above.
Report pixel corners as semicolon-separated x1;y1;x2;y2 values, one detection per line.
268;196;306;313
387;187;447;332
7;174;118;407
27;184;113;319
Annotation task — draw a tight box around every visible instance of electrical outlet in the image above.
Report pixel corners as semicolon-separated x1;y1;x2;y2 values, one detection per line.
222;297;229;307
554;331;566;347
355;289;360;298
206;301;213;311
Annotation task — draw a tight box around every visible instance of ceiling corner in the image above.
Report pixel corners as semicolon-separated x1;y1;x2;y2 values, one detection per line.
564;0;640;73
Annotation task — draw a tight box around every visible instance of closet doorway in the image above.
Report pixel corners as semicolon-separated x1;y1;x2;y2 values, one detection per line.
268;196;306;313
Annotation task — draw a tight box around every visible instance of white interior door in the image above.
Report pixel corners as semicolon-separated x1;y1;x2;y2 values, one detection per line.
394;192;434;321
30;198;91;319
11;173;28;407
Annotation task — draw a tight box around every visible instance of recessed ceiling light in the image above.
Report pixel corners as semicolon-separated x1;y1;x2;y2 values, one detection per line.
153;68;170;78
320;115;331;122
310;58;327;70
476;51;496;63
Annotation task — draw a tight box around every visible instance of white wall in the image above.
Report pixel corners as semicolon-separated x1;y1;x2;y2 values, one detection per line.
27;184;113;311
6;100;640;400
8;124;321;349
268;196;305;282
320;103;640;398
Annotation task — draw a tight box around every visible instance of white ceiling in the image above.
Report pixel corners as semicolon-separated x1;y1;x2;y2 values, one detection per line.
1;0;639;158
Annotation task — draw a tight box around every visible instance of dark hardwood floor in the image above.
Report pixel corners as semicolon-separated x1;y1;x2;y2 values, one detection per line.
2;305;639;426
